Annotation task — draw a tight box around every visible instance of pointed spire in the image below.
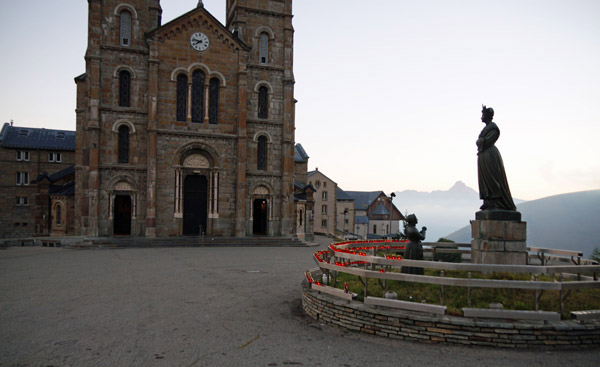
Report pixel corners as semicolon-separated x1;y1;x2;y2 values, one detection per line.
197;0;204;7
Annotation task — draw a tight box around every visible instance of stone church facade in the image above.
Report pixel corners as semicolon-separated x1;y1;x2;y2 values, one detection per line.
75;0;296;237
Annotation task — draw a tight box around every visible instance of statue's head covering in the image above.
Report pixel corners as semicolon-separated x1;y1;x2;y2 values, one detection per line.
481;105;494;120
406;214;418;225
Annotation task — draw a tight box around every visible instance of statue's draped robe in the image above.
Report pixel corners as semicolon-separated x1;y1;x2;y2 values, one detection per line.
401;225;425;275
477;122;516;211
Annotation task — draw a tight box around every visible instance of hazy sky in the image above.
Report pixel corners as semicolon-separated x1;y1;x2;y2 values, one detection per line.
1;0;598;201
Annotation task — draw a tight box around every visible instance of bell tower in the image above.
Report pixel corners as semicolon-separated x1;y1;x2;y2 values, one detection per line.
226;0;296;236
75;0;162;236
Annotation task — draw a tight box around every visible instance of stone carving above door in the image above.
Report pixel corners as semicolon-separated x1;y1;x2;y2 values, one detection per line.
183;154;210;169
114;181;133;191
254;185;269;196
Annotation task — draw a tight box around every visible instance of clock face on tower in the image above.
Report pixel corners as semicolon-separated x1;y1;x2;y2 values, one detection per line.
190;32;209;52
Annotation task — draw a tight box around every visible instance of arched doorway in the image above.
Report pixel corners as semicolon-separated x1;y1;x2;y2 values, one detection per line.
183;175;208;235
114;195;132;235
253;198;268;235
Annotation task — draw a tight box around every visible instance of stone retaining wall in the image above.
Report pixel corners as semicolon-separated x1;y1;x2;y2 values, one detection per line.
301;282;600;349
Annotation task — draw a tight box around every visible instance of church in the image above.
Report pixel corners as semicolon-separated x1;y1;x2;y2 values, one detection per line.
75;0;299;237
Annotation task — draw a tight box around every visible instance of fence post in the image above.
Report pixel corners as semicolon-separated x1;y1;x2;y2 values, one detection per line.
467;272;472;307
559;274;563;315
440;270;445;305
534;275;539;311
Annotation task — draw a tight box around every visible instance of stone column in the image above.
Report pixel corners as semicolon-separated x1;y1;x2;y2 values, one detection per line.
471;211;527;265
145;40;159;237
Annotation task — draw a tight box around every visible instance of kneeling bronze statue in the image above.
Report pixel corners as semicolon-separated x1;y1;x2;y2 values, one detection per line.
401;214;427;275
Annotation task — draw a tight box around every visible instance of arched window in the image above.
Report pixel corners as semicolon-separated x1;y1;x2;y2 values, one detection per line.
118;125;130;163
119;70;131;107
120;10;132;46
259;32;269;64
176;74;188;121
191;70;205;123
258;86;268;119
55;204;62;226
257;135;267;171
209;78;220;124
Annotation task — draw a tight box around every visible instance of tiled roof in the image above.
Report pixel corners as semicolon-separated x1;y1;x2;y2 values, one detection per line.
294;143;309;163
0;123;75;151
336;187;355;201
307;170;337;185
49;165;75;182
294;193;307;201
49;181;75;196
355;216;369;224
344;191;384;209
372;203;390;215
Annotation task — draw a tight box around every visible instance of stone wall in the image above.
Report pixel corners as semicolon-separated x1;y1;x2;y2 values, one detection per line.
302;282;600;349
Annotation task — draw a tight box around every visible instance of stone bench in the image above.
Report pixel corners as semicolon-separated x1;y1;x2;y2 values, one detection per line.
570;310;600;323
462;308;560;322
311;283;357;301
365;296;447;315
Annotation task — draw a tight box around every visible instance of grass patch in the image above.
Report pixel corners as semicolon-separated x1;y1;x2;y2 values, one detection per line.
324;268;600;318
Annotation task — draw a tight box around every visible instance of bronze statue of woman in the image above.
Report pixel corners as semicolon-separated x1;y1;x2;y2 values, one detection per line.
477;105;516;211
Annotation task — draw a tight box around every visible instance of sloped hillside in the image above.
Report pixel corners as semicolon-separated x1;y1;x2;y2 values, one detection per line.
446;190;600;257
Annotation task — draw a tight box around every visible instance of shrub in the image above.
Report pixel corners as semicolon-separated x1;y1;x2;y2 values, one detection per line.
434;238;462;263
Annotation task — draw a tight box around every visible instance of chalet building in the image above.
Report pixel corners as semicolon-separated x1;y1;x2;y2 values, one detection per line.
343;191;404;239
75;0;297;237
0;122;76;238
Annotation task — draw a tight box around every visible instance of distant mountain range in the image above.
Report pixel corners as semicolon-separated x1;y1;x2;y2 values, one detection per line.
392;181;503;243
393;182;600;258
446;189;600;258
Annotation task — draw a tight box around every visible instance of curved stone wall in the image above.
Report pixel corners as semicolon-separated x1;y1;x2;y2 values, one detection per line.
301;282;600;349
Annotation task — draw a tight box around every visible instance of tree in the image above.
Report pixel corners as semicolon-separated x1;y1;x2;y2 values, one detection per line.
590;247;600;263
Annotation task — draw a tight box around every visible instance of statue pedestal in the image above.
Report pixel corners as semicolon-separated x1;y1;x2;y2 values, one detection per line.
471;211;527;265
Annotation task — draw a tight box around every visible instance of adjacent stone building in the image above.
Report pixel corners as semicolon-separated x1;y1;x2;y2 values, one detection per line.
293;143;314;241
307;169;337;236
75;0;297;237
0;122;76;238
335;187;355;237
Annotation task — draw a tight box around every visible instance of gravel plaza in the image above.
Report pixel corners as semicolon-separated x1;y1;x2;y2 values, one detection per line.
0;239;597;367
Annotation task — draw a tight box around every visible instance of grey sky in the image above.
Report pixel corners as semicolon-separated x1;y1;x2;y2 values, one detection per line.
1;0;598;200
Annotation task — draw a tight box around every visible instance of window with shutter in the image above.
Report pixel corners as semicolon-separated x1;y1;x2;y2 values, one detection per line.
259;32;269;64
120;10;132;46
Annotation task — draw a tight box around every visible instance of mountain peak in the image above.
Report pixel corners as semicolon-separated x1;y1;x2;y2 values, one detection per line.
448;181;477;195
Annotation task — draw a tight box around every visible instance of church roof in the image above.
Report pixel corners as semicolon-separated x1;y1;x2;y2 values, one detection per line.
294;143;309;163
0;123;75;151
